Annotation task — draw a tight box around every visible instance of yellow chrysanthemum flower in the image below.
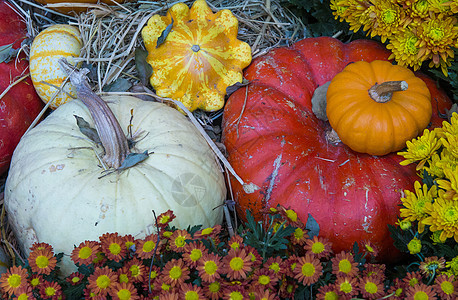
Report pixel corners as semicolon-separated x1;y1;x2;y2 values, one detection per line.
387;27;424;70
436;168;458;201
423;192;458;242
331;0;375;33
435;112;458;139
398;129;442;169
425;149;458;179
405;0;431;23
400;181;437;233
450;0;458;13
368;0;406;43
441;134;458;159
428;0;455;18
416;15;458;75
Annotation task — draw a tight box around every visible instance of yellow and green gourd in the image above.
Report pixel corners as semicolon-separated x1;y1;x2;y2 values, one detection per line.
29;24;82;109
141;0;252;112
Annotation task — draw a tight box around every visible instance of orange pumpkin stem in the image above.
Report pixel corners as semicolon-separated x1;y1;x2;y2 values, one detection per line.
368;80;408;103
59;59;130;169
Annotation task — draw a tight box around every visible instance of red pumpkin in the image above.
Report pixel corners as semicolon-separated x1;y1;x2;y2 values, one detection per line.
222;37;451;263
0;1;44;174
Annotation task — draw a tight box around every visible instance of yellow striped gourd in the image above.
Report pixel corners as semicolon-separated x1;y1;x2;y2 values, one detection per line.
30;24;82;109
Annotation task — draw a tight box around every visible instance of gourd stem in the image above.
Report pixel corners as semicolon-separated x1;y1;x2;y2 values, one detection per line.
368;80;408;103
59;59;130;169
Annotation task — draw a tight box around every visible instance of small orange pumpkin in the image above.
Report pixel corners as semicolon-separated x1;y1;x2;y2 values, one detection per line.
326;60;432;156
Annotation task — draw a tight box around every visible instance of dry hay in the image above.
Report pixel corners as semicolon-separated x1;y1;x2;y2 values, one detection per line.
12;0;306;91
0;0;306;263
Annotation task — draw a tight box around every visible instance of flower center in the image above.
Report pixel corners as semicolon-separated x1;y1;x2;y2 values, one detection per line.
340;282;353;293
160;215;170;224
190;249;202;261
45;287;56;296
117;289;132;300
175;236;186;248
269;262;280;273
36;256;49;268
258;275;271;285
441;281;455;294
169;266;182;279
339;259;352;273
294;228;304;239
201;227;214;235
312;242;325;254
130;265;139;277
365;282;378;294
324;291;339;300
404;36;419;55
230;257;244;271
302;263;315;277
229;291;243;300
96;275;111;289
185;291;199;300
204;261;218;275
413;291;429;300
109;243;121;255
444;207;458;222
8;274;22;288
143;241;155;252
381;9;397;24
119;273;129;283
286;209;297;221
79;247;93;259
208;282;220;292
428;28;444;41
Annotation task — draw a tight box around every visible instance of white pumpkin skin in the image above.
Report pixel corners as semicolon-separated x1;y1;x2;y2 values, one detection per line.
29;24;82;109
5;95;226;275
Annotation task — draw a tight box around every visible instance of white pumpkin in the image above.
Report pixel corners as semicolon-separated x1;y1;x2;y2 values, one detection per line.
5;95;226;275
29;24;82;109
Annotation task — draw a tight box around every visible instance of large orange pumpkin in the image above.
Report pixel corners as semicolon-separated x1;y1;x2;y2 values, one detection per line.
221;37;452;263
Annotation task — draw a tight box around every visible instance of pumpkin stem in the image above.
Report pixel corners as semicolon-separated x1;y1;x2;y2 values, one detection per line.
368;80;408;103
58;58;130;169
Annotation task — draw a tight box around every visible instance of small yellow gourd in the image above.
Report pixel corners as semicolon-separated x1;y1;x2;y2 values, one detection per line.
141;0;252;112
29;25;82;109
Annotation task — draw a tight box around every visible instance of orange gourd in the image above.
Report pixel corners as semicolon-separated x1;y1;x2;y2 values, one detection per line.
35;0;131;14
326;60;432;156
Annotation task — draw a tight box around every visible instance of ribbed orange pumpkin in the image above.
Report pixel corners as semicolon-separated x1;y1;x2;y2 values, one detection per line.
327;60;432;156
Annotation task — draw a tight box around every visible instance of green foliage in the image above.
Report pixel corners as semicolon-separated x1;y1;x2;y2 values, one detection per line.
428;57;458;103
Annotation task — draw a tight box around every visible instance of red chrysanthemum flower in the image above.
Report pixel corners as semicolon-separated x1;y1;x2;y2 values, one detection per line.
403;271;424;288
30;242;53;253
316;283;339;300
196;252;222;283
387;277;406;299
161;258;190;287
39;281;62;300
278;278;298;299
179;283;205;299
159;291;179;300
264;256;286;276
71;240;100;266
0;265;29;296
290;227;309;246
156;210;176;229
169;230;192;253
28;274;44;290
135;234;160;259
66;272;85;286
141;265;160;293
358;274;385;299
419;256;446;276
279;207;304;228
227;235;244;250
361;240;379;258
362;263;386;281
99;232;128;262
122;234;137;253
108;281;140;300
331;251;359;277
304;236;332;259
433;274;458;299
252;267;278;290
118;266;132;284
194;224;222;240
87;266;118;296
12;284;35;300
405;282;438;299
335;275;358;299
28;247;57;275
294;254;323;286
125;258;146;283
221;285;249;300
202;281;224;300
222;248;253;280
183;241;208;268
244;245;263;269
284;254;300;277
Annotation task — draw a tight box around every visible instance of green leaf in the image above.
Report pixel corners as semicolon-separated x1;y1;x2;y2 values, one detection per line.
0;43;14;63
305;213;320;238
74;115;101;144
117;150;149;171
102;77;132;92
135;47;153;86
156;18;174;48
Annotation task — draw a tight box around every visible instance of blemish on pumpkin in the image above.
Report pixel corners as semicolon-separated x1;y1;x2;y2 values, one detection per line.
264;154;282;203
49;164;65;172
